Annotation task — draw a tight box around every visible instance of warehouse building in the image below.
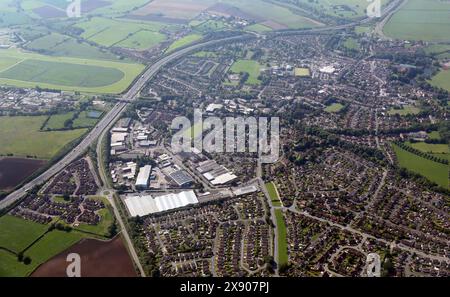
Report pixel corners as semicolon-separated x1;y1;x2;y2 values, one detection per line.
124;190;199;217
135;165;152;189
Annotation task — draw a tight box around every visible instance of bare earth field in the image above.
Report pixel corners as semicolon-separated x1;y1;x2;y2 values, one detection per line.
31;236;137;277
0;158;46;191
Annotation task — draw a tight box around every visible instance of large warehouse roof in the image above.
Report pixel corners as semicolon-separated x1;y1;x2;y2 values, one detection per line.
124;190;198;217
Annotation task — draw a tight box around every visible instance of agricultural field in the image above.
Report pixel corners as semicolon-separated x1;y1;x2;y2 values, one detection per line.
429;69;450;92
167;33;203;52
387;105;421;116
229;59;261;85
0;49;145;93
72;110;103;128
383;0;450;41
296;0;390;19
132;0;321;29
324;103;345;113
25;32;119;60
44;112;75;130
274;209;288;267
265;182;282;207
75;17;167;49
392;143;449;189
245;23;272;33
0;215;48;253
0;116;87;159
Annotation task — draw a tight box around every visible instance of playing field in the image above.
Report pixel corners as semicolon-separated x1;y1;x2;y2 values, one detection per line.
294;68;311;77
0;49;145;93
0;116;87;159
388;105;421;116
167;34;203;52
392;143;449;189
383;0;450;41
274;209;288;267
0;215;48;253
325;103;345;113
429;69;450;92
230;59;261;85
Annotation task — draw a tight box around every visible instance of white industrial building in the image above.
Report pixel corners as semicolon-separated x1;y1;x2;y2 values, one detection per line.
124;190;199;217
135;165;152;189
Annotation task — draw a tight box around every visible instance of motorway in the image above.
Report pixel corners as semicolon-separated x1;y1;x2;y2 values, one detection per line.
0;0;403;212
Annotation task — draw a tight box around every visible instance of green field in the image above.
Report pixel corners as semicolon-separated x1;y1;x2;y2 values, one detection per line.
383;0;450;41
26;33;119;60
266;182;282;207
343;37;360;50
392;143;449;189
0;215;48;253
44;112;75;130
429;69;450;92
25;230;85;269
72;111;102;128
76;17;167;48
407;142;449;154
324;103;345;113
245;23;272;33
388;105;421;116
0;116;87;159
0;49;145;93
229;59;261;85
116;30;167;50
167;34;203;52
0;250;31;277
274;209;288;267
294;68;311;77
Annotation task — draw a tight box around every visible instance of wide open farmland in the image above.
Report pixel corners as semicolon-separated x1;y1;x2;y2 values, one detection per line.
383;0;450;41
0;116;87;160
76;17;167;49
0;49;145;93
131;0;321;29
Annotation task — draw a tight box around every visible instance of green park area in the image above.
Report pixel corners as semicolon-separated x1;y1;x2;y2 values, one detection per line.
274;209;288;267
388;105;421;116
392;143;449;189
324;103;345;113
266;182;282;207
229;60;262;85
0;49;145;94
167;34;203;53
0;116;87;159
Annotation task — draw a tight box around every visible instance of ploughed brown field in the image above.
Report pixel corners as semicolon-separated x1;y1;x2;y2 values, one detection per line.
31;236;137;277
0;158;46;191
